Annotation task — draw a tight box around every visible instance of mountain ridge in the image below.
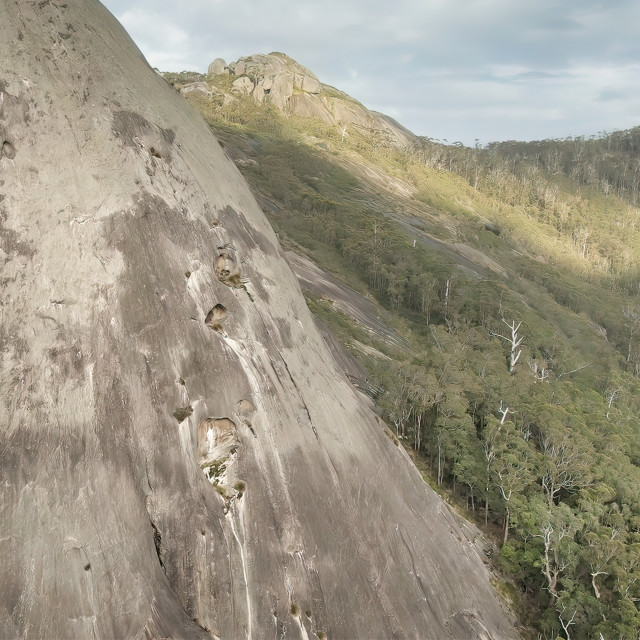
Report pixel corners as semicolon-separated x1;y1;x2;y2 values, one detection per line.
181;51;417;148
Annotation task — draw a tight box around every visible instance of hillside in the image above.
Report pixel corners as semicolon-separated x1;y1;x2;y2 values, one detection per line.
168;56;640;638
0;5;518;640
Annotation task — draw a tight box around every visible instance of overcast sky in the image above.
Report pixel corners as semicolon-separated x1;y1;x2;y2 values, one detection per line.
102;0;640;146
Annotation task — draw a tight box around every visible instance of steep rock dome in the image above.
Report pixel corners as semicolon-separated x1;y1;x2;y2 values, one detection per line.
0;2;516;638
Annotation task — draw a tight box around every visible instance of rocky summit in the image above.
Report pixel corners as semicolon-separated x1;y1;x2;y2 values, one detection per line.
203;52;415;149
0;1;517;638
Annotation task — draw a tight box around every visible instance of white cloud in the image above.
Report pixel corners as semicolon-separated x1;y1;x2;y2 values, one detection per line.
117;8;193;69
101;0;640;144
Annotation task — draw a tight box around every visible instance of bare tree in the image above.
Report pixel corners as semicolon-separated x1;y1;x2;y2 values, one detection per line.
605;385;621;420
531;504;582;605
557;602;577;640
539;435;591;510
529;358;550;383
491;317;525;373
573;227;590;259
498;400;511;424
584;529;621;599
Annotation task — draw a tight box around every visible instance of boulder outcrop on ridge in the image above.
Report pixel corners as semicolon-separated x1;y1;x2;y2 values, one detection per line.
207;52;416;148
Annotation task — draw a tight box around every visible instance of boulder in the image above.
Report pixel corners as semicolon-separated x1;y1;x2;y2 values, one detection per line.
180;81;214;98
229;53;322;111
207;57;227;76
232;75;253;95
298;73;322;94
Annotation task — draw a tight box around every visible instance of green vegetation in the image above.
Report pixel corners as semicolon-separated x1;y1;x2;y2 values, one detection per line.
234;480;246;498
173;405;193;422
177;71;640;639
163;70;206;89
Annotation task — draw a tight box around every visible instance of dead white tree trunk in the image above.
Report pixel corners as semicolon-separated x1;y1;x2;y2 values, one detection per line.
558;603;577;640
504;319;524;373
491;318;524;373
498;401;510;424
606;387;620;420
529;359;550;383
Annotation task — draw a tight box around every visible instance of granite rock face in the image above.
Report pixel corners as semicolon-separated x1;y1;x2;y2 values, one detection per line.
234;52;322;103
0;2;517;639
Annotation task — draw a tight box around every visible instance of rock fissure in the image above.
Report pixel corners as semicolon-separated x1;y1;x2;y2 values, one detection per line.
279;355;318;439
151;520;165;571
227;503;252;640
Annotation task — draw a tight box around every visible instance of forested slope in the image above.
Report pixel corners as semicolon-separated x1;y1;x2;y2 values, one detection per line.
167;67;640;638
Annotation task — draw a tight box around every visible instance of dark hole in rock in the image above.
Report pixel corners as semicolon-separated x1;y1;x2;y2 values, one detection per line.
83;563;91;571
2;141;16;159
173;405;193;422
149;146;161;158
185;271;191;279
290;603;300;617
205;304;228;331
228;274;246;288
151;521;164;569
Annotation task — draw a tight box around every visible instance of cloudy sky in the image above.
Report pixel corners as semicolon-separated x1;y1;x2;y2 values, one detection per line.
102;0;640;146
